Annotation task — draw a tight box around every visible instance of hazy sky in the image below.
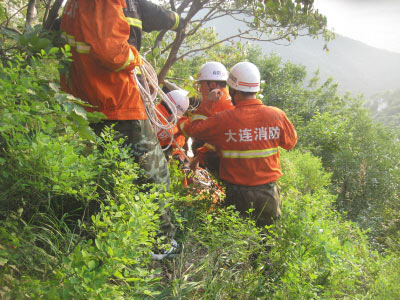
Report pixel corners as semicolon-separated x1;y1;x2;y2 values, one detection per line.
314;0;400;53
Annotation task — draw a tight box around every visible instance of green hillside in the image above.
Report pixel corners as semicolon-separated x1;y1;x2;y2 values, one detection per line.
1;1;400;299
1;44;400;299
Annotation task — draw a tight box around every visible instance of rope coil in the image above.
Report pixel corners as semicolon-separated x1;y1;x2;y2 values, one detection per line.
133;56;190;161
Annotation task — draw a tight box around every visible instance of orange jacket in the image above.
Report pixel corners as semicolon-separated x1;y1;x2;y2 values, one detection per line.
179;99;297;186
60;0;144;120
190;87;233;122
156;103;186;150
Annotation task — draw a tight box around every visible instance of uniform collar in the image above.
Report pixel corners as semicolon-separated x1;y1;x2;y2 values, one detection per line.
235;98;263;108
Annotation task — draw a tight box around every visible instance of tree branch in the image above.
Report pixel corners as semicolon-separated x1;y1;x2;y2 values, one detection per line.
155;0;330;82
42;0;53;25
43;0;63;30
1;4;28;28
25;0;38;32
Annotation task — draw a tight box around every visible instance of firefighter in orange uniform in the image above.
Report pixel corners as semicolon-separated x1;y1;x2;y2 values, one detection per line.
60;0;183;186
179;62;298;227
185;62;234;176
60;0;184;238
155;89;189;162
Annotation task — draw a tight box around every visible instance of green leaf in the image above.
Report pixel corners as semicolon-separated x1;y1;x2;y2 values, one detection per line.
86;111;106;123
49;82;60;92
48;47;59;55
113;271;123;278
1;27;20;41
87;260;96;270
0;257;8;266
76;126;97;141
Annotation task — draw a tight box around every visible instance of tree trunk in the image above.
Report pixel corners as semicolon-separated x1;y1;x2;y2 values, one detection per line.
157;0;204;82
25;0;37;31
158;31;185;83
43;0;64;30
43;0;53;25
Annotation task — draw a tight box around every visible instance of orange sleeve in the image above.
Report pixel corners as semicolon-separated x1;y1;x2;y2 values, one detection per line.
177;116;189;137
279;112;298;150
192;98;217;118
212;92;234;114
81;0;141;72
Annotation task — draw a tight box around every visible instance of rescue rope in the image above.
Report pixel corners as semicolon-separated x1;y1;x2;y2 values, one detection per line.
133;56;177;151
133;56;196;164
133;58;216;190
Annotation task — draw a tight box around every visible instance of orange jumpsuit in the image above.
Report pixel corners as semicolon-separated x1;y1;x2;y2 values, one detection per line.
188;87;234;170
60;0;179;120
60;0;145;120
179;98;297;186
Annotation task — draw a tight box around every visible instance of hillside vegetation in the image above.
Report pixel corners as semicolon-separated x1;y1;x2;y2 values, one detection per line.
1;41;400;298
365;89;400;132
1;0;400;298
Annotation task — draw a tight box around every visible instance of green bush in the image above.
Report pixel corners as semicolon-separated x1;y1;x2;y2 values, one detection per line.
0;52;103;218
0;52;164;298
0;128;166;299
1;45;400;300
138;150;399;299
263;150;399;299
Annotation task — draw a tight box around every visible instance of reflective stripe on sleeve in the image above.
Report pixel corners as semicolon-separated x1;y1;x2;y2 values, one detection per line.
191;114;208;122
170;12;180;30
135;65;142;75
126;17;143;29
76;41;90;54
61;33;90;53
114;49;134;72
67;34;76;46
221;147;278;159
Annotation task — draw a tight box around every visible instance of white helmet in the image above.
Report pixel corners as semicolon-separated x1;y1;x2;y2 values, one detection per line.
197;61;228;82
167;89;189;117
227;62;260;92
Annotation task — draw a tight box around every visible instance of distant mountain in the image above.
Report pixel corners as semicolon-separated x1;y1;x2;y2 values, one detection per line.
254;35;400;97
207;16;400;97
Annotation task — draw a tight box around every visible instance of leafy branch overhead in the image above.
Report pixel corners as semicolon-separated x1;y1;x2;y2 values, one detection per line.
155;0;333;81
